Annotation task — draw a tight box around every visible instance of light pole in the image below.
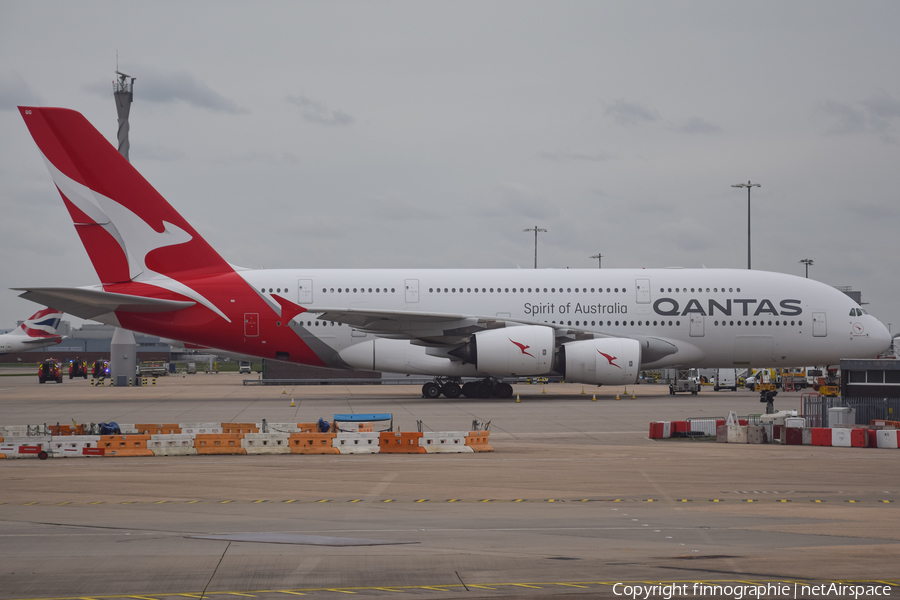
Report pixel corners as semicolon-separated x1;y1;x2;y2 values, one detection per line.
731;181;760;269
589;253;603;268
523;226;547;268
800;258;814;278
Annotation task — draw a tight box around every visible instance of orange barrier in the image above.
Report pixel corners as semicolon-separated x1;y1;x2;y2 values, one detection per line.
195;433;247;455
221;423;260;434
379;431;426;454
135;423;182;435
98;435;154;457
871;420;900;428
465;431;493;452
289;432;339;454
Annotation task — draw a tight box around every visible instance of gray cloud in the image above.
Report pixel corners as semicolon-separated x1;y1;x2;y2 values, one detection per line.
821;91;900;139
83;66;249;114
478;183;560;221
604;99;659;126
538;151;612;162
287;95;354;126
678;117;721;135
0;71;41;110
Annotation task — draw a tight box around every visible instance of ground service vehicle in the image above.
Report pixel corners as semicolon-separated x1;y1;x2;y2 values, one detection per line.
239;361;251;374
38;359;62;383
92;360;109;378
69;358;88;379
714;368;737;391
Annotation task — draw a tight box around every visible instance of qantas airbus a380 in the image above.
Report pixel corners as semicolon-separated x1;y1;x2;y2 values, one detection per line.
13;107;892;398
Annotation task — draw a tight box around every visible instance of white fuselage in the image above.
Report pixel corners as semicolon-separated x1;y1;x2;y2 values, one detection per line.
234;267;890;372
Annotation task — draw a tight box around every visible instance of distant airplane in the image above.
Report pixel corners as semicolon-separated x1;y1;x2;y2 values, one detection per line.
13;107;893;398
0;307;63;355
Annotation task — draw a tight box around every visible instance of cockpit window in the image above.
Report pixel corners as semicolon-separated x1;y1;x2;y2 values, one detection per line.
850;309;857;316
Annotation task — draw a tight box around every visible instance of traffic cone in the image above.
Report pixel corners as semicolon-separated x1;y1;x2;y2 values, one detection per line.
290;397;295;407
615;391;620;400
592;393;597;402
581;386;585;394
542;385;546;394
282;387;286;394
632;391;636;399
516;394;520;403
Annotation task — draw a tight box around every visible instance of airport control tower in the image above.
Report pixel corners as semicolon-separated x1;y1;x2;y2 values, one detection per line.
109;70;138;386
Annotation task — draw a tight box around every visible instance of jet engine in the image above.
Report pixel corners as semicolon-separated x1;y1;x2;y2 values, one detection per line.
448;325;554;376
558;338;641;386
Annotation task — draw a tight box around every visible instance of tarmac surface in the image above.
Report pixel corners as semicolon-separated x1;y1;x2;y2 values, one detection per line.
1;372;898;599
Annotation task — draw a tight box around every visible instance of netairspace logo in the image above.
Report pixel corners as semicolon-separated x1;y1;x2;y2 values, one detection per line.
612;582;892;599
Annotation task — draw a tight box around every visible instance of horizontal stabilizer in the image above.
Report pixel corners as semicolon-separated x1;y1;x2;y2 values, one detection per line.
13;287;195;321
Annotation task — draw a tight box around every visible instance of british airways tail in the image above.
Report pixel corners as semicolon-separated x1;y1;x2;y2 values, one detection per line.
18;107;232;285
0;307;63;355
11;308;63;339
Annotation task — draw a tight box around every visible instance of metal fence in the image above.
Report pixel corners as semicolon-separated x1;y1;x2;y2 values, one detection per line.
801;396;900;427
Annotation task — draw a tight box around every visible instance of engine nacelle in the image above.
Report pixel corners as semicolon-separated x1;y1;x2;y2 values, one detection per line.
449;325;554;376
338;338;481;376
558;338;641;386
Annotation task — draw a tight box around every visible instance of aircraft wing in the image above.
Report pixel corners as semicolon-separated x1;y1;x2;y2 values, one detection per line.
313;307;608;345
13;287;195;321
313;307;679;363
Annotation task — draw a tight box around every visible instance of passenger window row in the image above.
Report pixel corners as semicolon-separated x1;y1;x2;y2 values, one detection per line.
714;320;801;327
429;286;626;294
325;287;395;293
661;287;741;293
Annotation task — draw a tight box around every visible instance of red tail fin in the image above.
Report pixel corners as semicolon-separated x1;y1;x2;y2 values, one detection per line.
19;107;231;285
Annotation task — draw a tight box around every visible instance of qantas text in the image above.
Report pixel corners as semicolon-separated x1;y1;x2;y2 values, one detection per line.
653;298;802;317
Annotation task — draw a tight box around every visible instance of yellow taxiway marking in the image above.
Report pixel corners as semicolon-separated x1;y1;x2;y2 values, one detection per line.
275;591;306;596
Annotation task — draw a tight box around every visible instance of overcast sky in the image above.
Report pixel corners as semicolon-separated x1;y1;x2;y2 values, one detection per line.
1;1;898;335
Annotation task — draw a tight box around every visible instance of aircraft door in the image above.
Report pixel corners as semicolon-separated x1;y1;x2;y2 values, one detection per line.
812;312;827;337
635;279;651;304
297;279;313;304
405;279;419;303
244;313;259;337
689;314;704;337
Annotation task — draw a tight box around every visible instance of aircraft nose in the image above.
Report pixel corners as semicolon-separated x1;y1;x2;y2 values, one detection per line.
872;319;893;355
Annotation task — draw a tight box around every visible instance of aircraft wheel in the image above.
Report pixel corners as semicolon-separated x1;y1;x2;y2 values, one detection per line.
495;382;514;399
422;382;442;399
476;382;493;399
462;382;477;398
442;382;461;399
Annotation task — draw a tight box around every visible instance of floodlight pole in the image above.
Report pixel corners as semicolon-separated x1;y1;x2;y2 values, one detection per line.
732;181;760;269
800;258;814;278
523;226;547;268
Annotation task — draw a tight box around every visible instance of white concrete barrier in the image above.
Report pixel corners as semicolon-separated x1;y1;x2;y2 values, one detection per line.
242;433;290;454
802;428;813;445
832;428;852;447
180;423;223;435
419;432;474;453
332;432;381;454
148;434;197;456
876;430;899;449
49;435;101;457
726;426;748;444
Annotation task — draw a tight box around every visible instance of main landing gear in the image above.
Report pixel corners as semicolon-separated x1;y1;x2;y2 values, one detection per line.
422;377;514;399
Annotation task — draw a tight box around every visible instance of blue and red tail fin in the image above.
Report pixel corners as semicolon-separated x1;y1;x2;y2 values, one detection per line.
18;107;232;285
13;308;63;339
